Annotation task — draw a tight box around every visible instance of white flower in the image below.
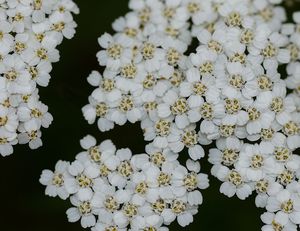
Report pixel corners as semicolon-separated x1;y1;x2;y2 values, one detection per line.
141;117;174;149
66;194;97;228
27;60;52;87
245;100;276;136
107;148;133;188
30;0;56;23
216;61;255;97
64;160;97;201
107;94;143;126
161;198;196;227
143;163;175;200
190;47;218;78
213;165;253;200
18;119;42;149
0;105;18;132
168;124;205;160
82;95;115;132
236;144;271;181
266;189;300;224
17;98;53;128
2;54;33;94
7;3;32;33
181;0;216;26
172;160;209;206
145;143;178;166
97;33;134;71
209;137;243;167
249;31;290;70
281;114;300;150
39;160;71;200
48;9;77;40
261;212;298;231
21;39;59;66
254;177;283;208
0;127;17;156
218;0;250;28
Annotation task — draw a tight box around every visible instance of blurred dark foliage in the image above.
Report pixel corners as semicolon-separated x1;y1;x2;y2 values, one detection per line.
0;1;300;230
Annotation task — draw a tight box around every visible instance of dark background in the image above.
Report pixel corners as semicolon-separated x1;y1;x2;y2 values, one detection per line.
1;1;300;230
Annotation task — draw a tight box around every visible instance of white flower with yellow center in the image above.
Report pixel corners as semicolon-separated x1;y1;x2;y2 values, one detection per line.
17;97;53;128
196;28;227;54
141;118;173;149
2;54;33;94
209;137;243;168
107;148;134;188
168;124;205;160
107;93;143;126
41;135;209;229
254;177;283;208
6;3;32;33
183;0;216;26
245;100;276;136
64;159;97;201
157;89;191;129
261;211;298;231
40;0;300;230
215;61;255;99
97;33;134;71
92;222;126;231
26;60;52;87
172;160;209;206
190;47;218;78
18;119;42;149
280;114;300;150
66;194;98;228
20;39;60;66
0;127;17;156
48;7;78;40
76;136;116;166
161;198;196;227
249;31;290;70
39;160;71;200
236;143;271;181
145;143;178;167
82;93;115;132
213;165;253;200
218;0;250;29
143;163;175;200
30;0;57;23
266;189;300;225
214;95;250;127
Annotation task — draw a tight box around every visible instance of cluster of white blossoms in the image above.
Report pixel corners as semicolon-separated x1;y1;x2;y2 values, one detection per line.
0;0;78;156
40;135;209;230
41;0;300;230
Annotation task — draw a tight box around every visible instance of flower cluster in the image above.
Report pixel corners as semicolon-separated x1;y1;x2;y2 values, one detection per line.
0;0;78;157
40;135;209;230
80;0;300;230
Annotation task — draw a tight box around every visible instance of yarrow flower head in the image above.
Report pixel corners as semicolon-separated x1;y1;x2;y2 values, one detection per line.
44;0;300;230
40;135;209;230
0;0;78;157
